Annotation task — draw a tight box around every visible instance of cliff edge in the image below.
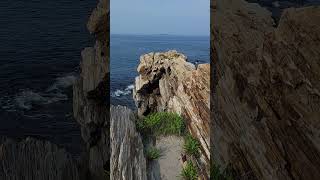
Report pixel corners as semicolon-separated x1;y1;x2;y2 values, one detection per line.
73;0;109;179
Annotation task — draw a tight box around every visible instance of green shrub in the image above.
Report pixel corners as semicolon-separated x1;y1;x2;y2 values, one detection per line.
184;135;200;157
137;112;185;136
145;147;162;160
181;161;198;180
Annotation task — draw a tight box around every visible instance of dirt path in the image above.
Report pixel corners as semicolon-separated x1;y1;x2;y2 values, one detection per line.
148;136;184;180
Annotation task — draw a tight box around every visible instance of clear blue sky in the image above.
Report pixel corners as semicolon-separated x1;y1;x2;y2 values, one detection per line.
111;0;209;36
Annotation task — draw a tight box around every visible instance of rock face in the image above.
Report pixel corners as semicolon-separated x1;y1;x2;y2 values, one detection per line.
133;50;210;175
110;106;147;180
212;0;320;179
73;0;109;179
0;137;80;180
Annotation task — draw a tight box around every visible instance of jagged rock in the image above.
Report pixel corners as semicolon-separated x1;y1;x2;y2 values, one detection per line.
212;0;320;179
110;106;147;180
133;50;210;177
73;0;109;179
0;137;80;180
87;0;109;44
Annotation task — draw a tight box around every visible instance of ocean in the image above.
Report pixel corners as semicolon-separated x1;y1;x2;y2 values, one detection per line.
110;34;210;109
0;0;97;155
109;0;320;109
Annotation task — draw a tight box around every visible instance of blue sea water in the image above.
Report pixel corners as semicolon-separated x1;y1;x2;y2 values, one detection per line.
109;0;320;109
110;34;210;109
0;0;97;155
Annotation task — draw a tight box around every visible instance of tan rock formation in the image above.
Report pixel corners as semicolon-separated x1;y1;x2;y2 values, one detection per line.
110;106;147;180
73;0;109;179
212;0;320;179
133;50;210;177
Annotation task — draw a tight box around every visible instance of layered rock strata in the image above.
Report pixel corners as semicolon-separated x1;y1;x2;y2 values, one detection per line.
212;0;320;179
133;50;210;177
0;137;80;180
73;0;109;179
110;106;147;180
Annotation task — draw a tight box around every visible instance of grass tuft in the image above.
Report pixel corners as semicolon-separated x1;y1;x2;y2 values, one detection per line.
137;112;185;136
184;135;200;157
181;161;198;180
145;147;162;160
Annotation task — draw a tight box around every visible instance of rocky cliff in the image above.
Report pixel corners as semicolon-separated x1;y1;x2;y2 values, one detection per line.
133;50;210;176
0;137;80;180
212;0;320;179
110;106;147;180
73;0;109;179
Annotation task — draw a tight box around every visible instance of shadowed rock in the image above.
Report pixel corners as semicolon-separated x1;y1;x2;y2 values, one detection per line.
73;0;109;179
0;137;80;180
212;0;320;179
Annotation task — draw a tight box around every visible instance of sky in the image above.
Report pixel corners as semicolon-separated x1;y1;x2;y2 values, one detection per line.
110;0;210;36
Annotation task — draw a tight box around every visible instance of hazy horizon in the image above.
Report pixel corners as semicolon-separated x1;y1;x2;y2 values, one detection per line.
110;33;210;37
111;0;210;36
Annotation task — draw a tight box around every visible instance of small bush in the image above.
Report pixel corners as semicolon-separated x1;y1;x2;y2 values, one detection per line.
184;135;200;157
181;161;198;180
137;112;185;136
145;147;162;160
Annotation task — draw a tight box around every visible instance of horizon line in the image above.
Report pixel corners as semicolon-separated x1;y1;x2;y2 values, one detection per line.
110;33;210;37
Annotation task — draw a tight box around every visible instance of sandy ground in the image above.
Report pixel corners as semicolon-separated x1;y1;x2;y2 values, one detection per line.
149;136;184;180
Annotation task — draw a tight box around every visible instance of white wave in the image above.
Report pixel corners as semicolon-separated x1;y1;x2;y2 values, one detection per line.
272;1;280;7
47;74;77;92
112;84;134;97
14;90;67;110
1;74;76;111
14;90;47;110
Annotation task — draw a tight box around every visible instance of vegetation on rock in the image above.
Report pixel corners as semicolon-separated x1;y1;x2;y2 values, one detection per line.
184;134;200;157
181;161;198;180
137;112;185;136
145;147;162;160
